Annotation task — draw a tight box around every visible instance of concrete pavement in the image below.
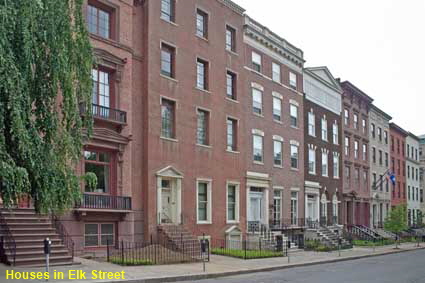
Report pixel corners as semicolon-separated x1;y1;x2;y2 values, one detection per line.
1;243;424;283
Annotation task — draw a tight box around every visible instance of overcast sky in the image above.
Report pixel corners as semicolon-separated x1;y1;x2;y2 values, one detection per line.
237;0;425;135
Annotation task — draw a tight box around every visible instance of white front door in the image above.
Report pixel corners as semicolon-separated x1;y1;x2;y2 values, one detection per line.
249;192;263;222
307;197;317;221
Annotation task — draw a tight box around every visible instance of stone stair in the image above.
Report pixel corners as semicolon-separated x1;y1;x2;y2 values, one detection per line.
0;208;74;267
375;228;396;240
316;226;351;248
157;225;202;259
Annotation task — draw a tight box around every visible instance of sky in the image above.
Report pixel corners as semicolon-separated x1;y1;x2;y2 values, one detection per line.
236;0;425;135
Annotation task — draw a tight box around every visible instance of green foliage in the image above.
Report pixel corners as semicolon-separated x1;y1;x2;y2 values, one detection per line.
211;248;283;259
353;239;395;247
384;205;408;235
304;240;337;252
110;257;154;266
0;0;93;213
82;172;97;191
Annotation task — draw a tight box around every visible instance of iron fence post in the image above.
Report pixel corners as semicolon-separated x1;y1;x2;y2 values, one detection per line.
107;239;110;262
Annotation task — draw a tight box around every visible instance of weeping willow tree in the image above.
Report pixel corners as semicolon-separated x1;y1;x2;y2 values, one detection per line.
0;0;93;213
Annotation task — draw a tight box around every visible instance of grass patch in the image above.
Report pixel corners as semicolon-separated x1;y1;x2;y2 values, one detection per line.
211;248;284;259
110;257;154;266
352;239;395;247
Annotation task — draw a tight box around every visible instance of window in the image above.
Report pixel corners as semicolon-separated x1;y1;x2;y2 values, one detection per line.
385;152;389;167
252;88;263;115
87;4;112;39
225;25;236;52
384;131;388;144
161;0;175;22
92;68;111;111
227;184;239;222
344;109;349;125
253;135;263;162
273;97;282;122
84;150;112;193
226;118;237;151
226;71;236;100
373;173;377;189
308;148;316;174
408;186;411;200
273;190;282;225
291;145;299;169
378;127;382;142
355;168;360;183
274;140;283;167
345;137;350;156
161;43;175;78
371;123;375;138
196;9;208;38
321;118;328;141
333;154;339;178
291;192;298;225
333;122;339;144
272;63;281;83
290;104;298;127
289;72;297;90
252;52;262;72
362;119;367;134
372;147;376;163
84;223;114;247
197;181;211;223
363;170;368;186
354;140;359;159
353;114;358;129
322;152;328;177
308;112;315;136
408;166;410;179
379;150;383;165
345;166;350;179
196;58;208;90
196;109;209;145
161;98;176;139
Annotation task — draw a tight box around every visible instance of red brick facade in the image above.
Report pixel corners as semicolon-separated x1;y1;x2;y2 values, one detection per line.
390;123;408;207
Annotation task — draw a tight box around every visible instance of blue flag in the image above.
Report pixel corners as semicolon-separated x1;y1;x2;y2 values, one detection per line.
387;171;396;185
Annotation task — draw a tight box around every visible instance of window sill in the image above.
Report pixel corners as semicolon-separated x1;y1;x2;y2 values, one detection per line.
160;74;179;83
225;49;238;56
290;125;299;130
253;112;264;118
322;175;329;178
225;97;239;103
196;144;212;149
226;220;240;225
160;17;179;27
195;34;209;42
309;134;316;138
274;165;283;169
309;172;316;175
160;136;179;143
253;161;264;165
291;168;299;171
226;149;239;154
334;176;340;180
274;119;283;124
195;87;211;94
197;221;212;225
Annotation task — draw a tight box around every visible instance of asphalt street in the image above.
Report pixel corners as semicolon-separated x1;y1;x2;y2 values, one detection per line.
176;249;425;283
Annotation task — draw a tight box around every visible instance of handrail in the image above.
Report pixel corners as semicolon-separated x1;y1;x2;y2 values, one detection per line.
51;216;74;261
0;211;16;266
79;103;127;124
77;194;132;211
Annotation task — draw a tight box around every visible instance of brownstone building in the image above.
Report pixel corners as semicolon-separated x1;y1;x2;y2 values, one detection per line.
390;123;408;207
303;67;343;227
340;80;373;226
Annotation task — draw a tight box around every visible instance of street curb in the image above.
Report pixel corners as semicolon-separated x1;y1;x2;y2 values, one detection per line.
114;247;425;283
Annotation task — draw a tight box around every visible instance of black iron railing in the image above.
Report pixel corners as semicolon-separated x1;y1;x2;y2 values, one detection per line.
270;218;307;230
211;238;287;259
80;103;127;124
0;211;16;266
78;194;132;211
51;216;74;261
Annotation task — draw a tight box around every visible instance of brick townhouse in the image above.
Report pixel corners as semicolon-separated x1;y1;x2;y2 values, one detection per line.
389;123;408;208
339;80;373;227
369;105;392;228
405;133;421;226
303;67;343;227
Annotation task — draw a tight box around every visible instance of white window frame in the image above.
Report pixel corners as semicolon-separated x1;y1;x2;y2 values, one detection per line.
226;182;240;223
345;136;350;156
252;51;262;72
333;154;340;179
272;62;281;83
196;179;212;224
273;140;283;167
253;134;263;163
290;104;298;128
309;148;316;174
308;111;315;136
322;152;328;177
321;118;328;141
290;191;298;225
252;88;263;115
84;223;114;247
333;122;339;145
289;72;297;90
354;140;359;159
273;97;282;122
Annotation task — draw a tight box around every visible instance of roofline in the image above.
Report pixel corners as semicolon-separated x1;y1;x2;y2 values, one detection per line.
390;122;409;137
370;104;392;121
304;66;343;93
408;132;420;141
339;80;374;103
216;0;246;15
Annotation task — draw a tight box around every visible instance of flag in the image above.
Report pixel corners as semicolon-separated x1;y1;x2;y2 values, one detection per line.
387;171;396;185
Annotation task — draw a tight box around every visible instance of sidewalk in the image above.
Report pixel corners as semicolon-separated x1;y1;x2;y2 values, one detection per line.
1;243;424;283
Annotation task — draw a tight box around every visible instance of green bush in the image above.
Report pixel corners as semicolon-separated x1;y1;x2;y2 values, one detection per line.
211;248;283;259
352;239;395;246
110;257;154;266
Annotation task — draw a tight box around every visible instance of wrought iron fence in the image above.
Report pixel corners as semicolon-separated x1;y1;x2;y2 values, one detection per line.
51;216;74;261
210;238;287;259
106;235;208;265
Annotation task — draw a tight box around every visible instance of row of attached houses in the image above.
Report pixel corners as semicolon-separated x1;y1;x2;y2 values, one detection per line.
3;0;424;258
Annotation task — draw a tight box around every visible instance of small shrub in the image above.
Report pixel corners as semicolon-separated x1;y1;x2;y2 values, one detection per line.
211;248;283;259
110;257;154;266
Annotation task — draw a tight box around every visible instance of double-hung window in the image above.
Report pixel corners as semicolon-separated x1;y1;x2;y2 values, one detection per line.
322;152;328;177
252;88;263;115
290;104;298;127
308;148;316;174
161;98;176;139
252;52;262;72
196;9;208;38
225;25;236;52
321;118;328;141
253;134;263;163
161;0;175;22
333;122;339;144
197;181;211;223
273;97;282;122
272;63;281;83
308;112;315;136
273;140;283;167
196;109;209;146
